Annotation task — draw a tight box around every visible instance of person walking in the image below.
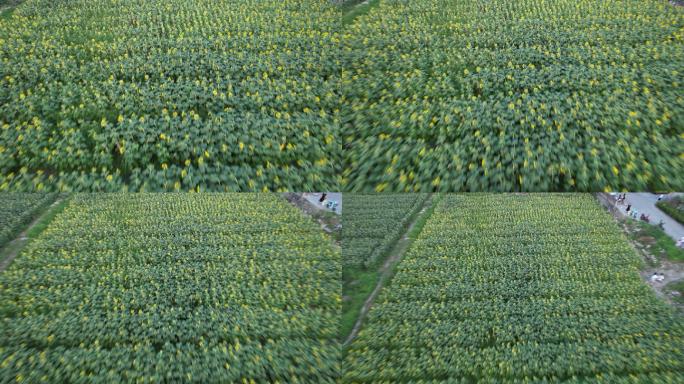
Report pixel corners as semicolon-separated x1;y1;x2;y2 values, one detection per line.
319;193;327;203
626;204;631;213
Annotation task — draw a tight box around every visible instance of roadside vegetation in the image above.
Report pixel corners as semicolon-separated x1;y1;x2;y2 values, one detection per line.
657;196;684;225
623;219;684;264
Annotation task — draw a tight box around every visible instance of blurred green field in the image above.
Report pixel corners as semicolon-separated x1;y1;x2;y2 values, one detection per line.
342;0;684;192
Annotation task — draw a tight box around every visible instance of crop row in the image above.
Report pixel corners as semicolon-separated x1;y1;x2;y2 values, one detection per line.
0;193;57;249
344;194;684;382
0;0;339;191
342;193;428;269
0;194;340;383
341;0;684;192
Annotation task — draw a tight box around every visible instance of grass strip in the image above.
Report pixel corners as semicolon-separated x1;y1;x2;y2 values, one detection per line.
341;0;380;26
656;199;684;226
626;220;684;263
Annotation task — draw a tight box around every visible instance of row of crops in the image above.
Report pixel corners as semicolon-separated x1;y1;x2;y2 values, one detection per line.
344;194;684;382
341;193;428;269
0;193;56;249
0;0;340;191
0;194;340;382
342;0;684;192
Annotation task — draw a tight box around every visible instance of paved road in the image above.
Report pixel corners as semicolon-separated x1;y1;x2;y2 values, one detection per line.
302;192;342;214
613;193;684;241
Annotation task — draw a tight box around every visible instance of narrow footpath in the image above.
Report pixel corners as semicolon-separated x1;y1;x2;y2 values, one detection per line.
0;198;65;272
343;194;437;347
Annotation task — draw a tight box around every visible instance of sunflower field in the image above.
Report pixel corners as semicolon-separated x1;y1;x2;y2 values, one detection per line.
0;193;56;249
0;0;340;191
0;194;340;383
342;0;684;192
342;193;428;269
344;194;684;382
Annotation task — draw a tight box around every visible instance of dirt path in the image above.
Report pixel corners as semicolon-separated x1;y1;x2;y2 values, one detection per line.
0;198;64;272
640;261;684;309
343;194;436;347
622;220;684;311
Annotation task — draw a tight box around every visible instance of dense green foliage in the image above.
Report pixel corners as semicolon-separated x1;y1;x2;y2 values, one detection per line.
344;194;684;382
656;196;684;225
0;0;340;191
0;194;340;383
0;193;56;249
342;0;684;192
342;193;427;269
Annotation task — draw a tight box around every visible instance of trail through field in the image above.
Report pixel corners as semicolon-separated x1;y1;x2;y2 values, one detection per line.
0;198;64;272
343;194;435;347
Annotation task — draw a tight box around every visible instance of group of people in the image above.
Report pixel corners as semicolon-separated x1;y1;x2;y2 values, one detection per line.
615;194;639;217
625;204;639;219
618;194;672;227
318;193;339;212
650;272;666;284
615;193;628;205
